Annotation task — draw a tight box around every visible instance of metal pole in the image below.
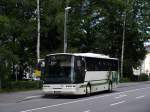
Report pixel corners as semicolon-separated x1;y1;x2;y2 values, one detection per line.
64;7;71;53
64;9;67;53
121;0;127;79
37;0;40;62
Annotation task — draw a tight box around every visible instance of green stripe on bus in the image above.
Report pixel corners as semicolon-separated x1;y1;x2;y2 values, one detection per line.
79;79;109;88
91;82;108;86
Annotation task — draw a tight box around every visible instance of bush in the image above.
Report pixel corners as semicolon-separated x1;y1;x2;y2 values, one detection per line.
2;80;42;91
120;77;131;83
139;73;149;81
130;75;139;81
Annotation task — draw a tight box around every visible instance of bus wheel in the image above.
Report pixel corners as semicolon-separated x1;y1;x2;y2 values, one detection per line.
108;82;112;92
86;84;91;96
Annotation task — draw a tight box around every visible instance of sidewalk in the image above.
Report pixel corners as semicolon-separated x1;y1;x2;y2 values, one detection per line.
0;81;150;103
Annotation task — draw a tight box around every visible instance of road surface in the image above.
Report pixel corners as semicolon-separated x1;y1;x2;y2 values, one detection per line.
0;82;150;112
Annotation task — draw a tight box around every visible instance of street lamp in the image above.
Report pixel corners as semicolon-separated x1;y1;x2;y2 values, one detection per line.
120;14;126;79
121;0;128;78
64;6;71;53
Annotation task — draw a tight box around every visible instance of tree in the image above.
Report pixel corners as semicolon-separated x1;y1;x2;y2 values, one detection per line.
0;47;18;88
68;0;149;77
40;0;66;55
0;0;37;80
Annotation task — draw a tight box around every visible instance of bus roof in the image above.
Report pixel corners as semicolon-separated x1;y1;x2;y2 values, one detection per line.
46;53;118;60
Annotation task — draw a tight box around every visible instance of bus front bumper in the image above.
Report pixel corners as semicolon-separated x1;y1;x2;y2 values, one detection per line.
42;85;86;95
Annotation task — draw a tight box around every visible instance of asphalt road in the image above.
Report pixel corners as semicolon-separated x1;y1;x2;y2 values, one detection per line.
0;82;150;112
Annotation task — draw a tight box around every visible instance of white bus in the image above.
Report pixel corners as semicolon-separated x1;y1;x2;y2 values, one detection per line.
42;53;119;95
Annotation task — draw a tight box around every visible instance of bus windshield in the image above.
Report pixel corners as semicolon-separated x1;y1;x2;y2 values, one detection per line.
44;55;74;84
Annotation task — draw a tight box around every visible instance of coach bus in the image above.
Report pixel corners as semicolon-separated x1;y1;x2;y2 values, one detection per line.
42;53;119;95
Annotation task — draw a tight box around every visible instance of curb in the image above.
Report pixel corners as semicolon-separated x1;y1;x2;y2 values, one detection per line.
118;81;150;88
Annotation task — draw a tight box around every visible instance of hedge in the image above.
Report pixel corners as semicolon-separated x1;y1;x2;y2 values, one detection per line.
120;77;131;83
2;80;42;91
120;73;149;83
139;73;149;81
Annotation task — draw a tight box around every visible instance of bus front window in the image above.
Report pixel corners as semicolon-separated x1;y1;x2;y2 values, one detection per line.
44;55;74;84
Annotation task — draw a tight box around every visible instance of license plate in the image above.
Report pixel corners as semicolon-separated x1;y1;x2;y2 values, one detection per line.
54;91;61;94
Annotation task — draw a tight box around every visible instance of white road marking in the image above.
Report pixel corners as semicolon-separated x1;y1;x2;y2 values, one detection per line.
16;95;42;103
136;95;145;99
20;86;150;112
110;101;126;106
115;94;127;99
83;110;91;112
25;95;42;99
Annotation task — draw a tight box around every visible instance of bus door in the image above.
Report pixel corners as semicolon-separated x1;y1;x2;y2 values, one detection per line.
74;57;86;83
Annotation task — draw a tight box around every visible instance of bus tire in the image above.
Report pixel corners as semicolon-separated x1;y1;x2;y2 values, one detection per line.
86;84;91;96
108;81;112;92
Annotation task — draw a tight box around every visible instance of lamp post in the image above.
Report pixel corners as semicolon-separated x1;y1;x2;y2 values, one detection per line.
121;0;128;79
64;6;71;53
120;14;126;79
37;0;40;62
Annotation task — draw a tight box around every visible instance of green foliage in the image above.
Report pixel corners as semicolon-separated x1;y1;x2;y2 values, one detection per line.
0;0;37;82
120;77;131;83
68;0;149;77
139;73;149;81
0;47;19;88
